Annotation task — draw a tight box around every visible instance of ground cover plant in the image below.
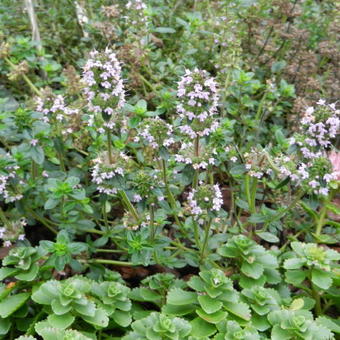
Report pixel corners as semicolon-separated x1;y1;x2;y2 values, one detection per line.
0;0;339;339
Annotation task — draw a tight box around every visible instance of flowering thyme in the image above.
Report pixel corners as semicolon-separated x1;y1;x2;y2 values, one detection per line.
174;142;217;170
187;184;223;223
177;68;219;138
91;150;131;195
247;101;339;196
35;89;79;136
134;117;174;150
0;218;27;247
0;153;24;203
284;101;339;195
82;48;126;130
125;0;148;27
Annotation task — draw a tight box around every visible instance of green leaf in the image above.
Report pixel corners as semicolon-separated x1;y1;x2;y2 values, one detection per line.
74;301;96;317
241;262;264;279
316;316;340;334
256;232;279;243
51;299;72;315
197;295;222;314
235;199;249;211
32;281;59;304
0;267;18;280
167;288;197;306
113;310;132;327
15;263;39;281
285;270;307;285
290;298;304;311
154;27;176;33
162;303;196;316
190;317;216;337
196;308;227;324
30;146;44;164
312;268;332;290
44;198;59;210
139;287;161;302
283;258;305;270
224;302;251;321
275;177;290;190
0;318;11;335
0;293;30;318
47;313;75;329
81;308;109;328
271;324;291;340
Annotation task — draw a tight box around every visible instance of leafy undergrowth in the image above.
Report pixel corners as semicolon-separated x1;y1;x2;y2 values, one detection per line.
0;0;339;339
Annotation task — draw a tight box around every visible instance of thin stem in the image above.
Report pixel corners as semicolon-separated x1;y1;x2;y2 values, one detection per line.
150;204;156;242
193;136;200;189
312;282;322;316
193;221;201;251
26;209;58;235
84;228;105;235
245;175;256;213
31;160;38;180
315;205;327;238
5;57;41;96
170;239;196;254
314;192;333;239
250;177;258;213
106;129;113;164
119;190;139;222
85;258;134;266
95;249;123;253
102;201;109;229
201;218;212;260
161;159;183;228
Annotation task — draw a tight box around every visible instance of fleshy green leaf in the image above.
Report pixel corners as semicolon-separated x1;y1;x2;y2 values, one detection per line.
197;295;222;314
256;232;279;243
311;268;332;290
0;318;11;335
283;258;305;270
81;308;109;328
241;262;264;279
113;310;132;327
224;302;251;321
47;313;75;329
285;270;307;285
0;267;18;280
167;288;197;306
15;263;39;281
0;293;30;318
196;308;227;324
190;317;216;337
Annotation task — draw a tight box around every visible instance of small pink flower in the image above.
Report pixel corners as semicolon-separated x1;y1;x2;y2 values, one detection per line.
30;139;39;146
3;240;12;247
329;151;340;181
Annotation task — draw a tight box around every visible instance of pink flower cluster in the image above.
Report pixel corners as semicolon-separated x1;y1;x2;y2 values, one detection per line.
134;117;175;149
0;218;26;247
82;48;125;129
301;100;339;149
125;0;148;26
0;154;23;203
177;68;219;138
91;151;129;195
187;184;223;224
276;100;339;196
174;142;217;170
36;94;78;135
